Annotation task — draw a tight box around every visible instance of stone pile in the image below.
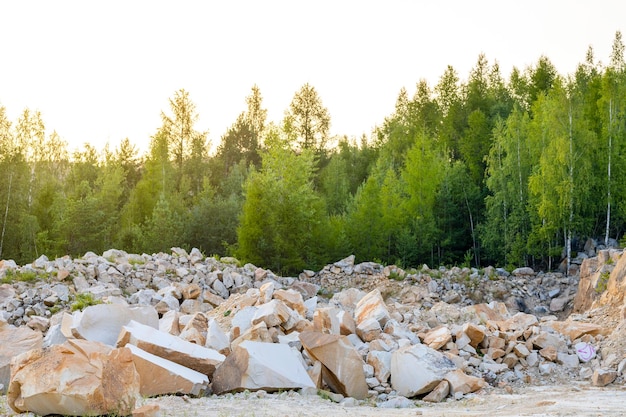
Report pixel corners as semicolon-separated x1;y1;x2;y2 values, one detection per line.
0;248;624;415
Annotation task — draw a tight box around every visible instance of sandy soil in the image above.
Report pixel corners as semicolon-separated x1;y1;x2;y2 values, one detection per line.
156;384;626;417
143;384;626;417
4;383;623;417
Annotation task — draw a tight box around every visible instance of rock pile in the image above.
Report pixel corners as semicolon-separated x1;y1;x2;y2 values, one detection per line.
0;248;624;415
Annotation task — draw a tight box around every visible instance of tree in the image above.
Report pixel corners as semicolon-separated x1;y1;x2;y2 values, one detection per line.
599;31;626;245
399;131;445;265
528;77;595;272
284;83;331;154
236;128;326;273
482;107;533;267
160;89;209;195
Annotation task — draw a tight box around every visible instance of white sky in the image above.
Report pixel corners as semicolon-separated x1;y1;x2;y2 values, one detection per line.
1;0;625;154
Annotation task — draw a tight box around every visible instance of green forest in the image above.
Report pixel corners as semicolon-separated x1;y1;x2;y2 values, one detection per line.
2;33;626;275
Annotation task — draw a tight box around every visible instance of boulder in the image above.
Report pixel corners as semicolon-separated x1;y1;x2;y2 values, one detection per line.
444;369;487;395
70;303;159;346
367;350;392;383
126;344;208;397
206;318;230;355
354;289;390;327
211;341;314;394
313;306;355;336
273;289;307;316
0;320;43;394
356;317;382;342
178;312;208;345
423;380;450;403
547;320;609;341
117;320;224;377
299;331;368;399
460;323;486;348
496;312;538;332
8;339;139;416
231;321;273;349
390;344;456;397
251;299;292;328
592;368;618;387
422;326;452;350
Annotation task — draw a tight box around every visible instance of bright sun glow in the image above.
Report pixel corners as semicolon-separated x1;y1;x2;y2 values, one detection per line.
1;0;625;153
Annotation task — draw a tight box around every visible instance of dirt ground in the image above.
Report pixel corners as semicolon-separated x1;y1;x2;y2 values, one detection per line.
4;383;624;417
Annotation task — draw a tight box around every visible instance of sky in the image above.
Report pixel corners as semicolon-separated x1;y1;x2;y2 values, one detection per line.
1;1;626;154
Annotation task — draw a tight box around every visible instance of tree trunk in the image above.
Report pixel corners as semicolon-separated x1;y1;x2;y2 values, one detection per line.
0;171;13;259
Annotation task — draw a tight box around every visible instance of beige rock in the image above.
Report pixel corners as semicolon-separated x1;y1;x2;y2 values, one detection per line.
330;288;366;310
356;317;382;342
314;307;341;334
592;368;618;387
8;339;139;416
513;343;530;358
423;380;450;402
274;289;307;316
354;289;390;327
461;323;486;348
231;321;273;349
487;335;506;350
26;316;50;333
0;320;43;394
423;326;452;350
530;331;566;351
206;318;230;355
547;320;609;341
299;331;368;399
486;347;506;360
502;353;518;368
159;310;181;336
390;344;456;397
252;299;292;328
336;309;356;335
290;281;320;299
117;320;224;377
202;290;225;307
127;344;208;397
444;369;487;395
179;312;208;345
132;403;161;417
463;302;509;323
367;350;392;383
212;341;314;394
539;346;558;362
259;281;275;304
307;360;324;388
496;312;538;332
182;284;202;300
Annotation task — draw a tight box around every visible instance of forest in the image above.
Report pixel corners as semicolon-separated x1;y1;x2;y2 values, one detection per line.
1;33;626;275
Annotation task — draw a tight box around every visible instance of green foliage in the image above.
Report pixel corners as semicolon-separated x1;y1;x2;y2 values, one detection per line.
0;269;38;284
596;271;611;293
236;138;327;274
71;293;102;311
2;37;626;273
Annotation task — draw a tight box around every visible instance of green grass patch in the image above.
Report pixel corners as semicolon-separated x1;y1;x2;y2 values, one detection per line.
0;269;39;284
71;293;102;311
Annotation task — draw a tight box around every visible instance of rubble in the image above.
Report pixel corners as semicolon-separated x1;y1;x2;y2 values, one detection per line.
0;246;625;414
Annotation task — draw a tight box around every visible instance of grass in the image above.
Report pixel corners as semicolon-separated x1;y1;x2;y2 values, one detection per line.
0;269;39;284
595;271;611;293
71;293;102;311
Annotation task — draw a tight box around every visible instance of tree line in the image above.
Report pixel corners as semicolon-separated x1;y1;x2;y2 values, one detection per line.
2;32;626;275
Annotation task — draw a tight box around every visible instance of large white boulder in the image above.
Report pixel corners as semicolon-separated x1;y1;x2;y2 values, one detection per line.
117;320;224;377
212;341;314;394
390;344;457;397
